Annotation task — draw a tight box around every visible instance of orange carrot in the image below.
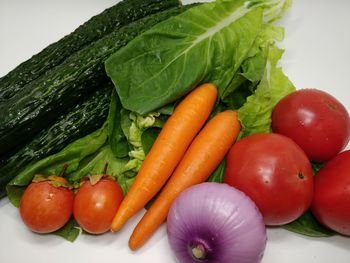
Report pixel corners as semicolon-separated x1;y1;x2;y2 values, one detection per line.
110;83;217;232
128;110;241;250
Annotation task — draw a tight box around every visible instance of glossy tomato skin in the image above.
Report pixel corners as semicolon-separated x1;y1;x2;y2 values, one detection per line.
224;133;314;226
73;178;123;234
19;181;74;233
271;89;350;162
311;150;350;236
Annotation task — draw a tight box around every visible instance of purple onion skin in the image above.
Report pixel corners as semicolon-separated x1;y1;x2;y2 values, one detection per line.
167;182;267;263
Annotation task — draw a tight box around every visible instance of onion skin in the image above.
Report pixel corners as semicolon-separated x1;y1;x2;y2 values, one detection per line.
167;182;267;263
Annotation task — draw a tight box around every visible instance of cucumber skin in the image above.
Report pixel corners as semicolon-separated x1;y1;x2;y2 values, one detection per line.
0;0;180;102
0;82;112;190
0;6;186;156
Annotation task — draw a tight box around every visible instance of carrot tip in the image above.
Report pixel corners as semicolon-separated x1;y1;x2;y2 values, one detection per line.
128;235;143;251
110;220;123;232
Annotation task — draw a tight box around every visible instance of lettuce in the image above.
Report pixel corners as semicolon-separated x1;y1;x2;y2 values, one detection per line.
105;0;292;114
238;45;295;138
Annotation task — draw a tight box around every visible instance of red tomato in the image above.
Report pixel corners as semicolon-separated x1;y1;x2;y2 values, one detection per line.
311;150;350;236
73;178;123;234
224;133;314;226
19;181;74;233
271;89;350;162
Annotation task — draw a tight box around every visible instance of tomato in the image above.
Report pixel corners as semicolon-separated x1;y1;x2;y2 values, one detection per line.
271;89;350;162
311;150;350;236
73;178;123;234
19;180;74;233
224;133;314;225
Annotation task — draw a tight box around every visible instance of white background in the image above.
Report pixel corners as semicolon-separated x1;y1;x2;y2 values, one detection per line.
0;0;350;262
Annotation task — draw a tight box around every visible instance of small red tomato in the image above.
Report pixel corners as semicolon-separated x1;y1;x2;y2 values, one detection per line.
19;180;74;233
271;89;350;162
311;150;350;236
73;178;123;234
224;133;314;226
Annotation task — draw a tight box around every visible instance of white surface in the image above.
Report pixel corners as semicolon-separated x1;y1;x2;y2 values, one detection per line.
0;0;350;262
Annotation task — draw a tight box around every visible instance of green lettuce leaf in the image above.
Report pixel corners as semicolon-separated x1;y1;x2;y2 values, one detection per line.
220;22;285;110
141;127;161;155
53;218;81;242
282;211;335;237
237;45;295;138
118;111;163;175
68;145;130;191
106;0;265;114
105;0;292;115
207;159;226;183
108;90;129;158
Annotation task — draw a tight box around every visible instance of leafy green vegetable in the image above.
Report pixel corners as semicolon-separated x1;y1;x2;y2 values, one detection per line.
237;45;295;139
106;0;292;114
106;0;266;114
108;90;130;158
142;128;161;155
219;21;286;111
53;218;81;242
207;159;226;183
68;146;129;188
282;211;335;237
120;111;163;174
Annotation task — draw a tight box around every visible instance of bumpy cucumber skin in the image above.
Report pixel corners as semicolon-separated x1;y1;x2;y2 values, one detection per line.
0;6;186;156
0;82;112;191
0;0;180;102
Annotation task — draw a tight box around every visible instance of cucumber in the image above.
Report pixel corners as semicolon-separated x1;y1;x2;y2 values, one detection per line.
0;82;112;192
0;6;188;156
0;0;180;102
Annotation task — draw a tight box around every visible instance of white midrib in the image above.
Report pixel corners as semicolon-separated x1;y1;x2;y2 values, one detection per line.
135;4;252;93
189;4;251;50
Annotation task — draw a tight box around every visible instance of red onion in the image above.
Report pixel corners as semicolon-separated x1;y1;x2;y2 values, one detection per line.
167;182;267;263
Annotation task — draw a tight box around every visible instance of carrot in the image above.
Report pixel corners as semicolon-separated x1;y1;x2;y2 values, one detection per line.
128;110;241;250
110;83;217;232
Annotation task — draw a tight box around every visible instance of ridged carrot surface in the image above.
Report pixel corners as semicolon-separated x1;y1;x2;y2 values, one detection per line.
110;83;217;232
128;110;241;250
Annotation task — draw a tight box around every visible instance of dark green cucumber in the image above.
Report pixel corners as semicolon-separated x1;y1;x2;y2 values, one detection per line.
0;6;190;156
0;0;180;102
0;82;113;192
